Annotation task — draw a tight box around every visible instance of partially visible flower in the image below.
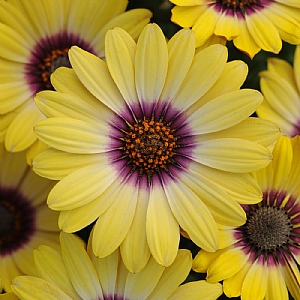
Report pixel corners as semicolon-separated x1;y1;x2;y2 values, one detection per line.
257;45;300;137
193;135;300;300
0;0;151;156
11;232;223;300
170;0;300;58
0;145;60;293
32;24;279;271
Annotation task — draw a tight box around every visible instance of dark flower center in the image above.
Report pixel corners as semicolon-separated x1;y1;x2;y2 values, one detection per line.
38;48;71;90
214;0;269;16
246;206;292;251
25;31;94;93
0;188;36;256
124;119;177;177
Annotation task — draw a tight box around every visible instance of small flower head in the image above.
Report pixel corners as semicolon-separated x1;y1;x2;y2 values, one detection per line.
193;135;300;300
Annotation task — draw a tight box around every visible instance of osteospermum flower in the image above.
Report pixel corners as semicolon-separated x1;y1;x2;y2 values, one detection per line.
193;135;300;300
170;0;300;58
0;145;60;293
11;232;223;300
33;24;279;271
257;45;300;137
0;0;151;156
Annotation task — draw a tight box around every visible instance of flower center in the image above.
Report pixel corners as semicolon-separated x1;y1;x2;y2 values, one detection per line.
220;0;258;9
0;188;36;256
124;119;177;177
246;206;292;251
38;48;71;90
25;32;94;93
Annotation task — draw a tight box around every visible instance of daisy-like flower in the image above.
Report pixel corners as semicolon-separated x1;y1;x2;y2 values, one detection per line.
0;145;60;293
0;0;152;156
193;135;300;300
11;232;223;300
257;45;300;137
170;0;300;58
32;23;279;271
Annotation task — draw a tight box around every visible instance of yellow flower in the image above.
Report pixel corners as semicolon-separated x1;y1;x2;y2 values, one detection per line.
193;135;300;300
0;145;60;293
11;232;223;300
33;23;279;271
170;0;300;58
0;0;152;156
257;45;300;137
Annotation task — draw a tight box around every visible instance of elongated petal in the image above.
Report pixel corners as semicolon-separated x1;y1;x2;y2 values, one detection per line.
105;27;138;108
121;186;151;273
135;23;168;107
271;136;293;190
123;255;164;300
160;29;196;102
47;163;118;210
169;281;223;300
267;265;288;300
12;276;73;300
207;247;247;283
148;249;192;300
34;117;110;154
146;185;180;267
179;169;246;226
192;138;272;173
195;117;280;148
69;46;125;116
33;148;105;180
92;180;138;258
189;89;263;134
193;249;226;273
246;11;281;53
34;246;80;300
171;5;204;28
92;9;152;57
241;258;268;300
60;233;103;300
187;161;262;205
171;44;227;111
164;179;219;252
215;11;240;39
193;7;219;47
35;90;112;125
5;103;44;152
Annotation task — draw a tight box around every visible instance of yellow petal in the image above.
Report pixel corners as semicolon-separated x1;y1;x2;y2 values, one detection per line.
189;89;263;134
169;281;223;300
33;148;105;180
92;181;138;258
215;11;240;40
47;163;118;210
34;246;80;300
123;255;164;300
271;135;293;190
5;102;44;152
160;29;196;102
135;23;168;106
148;249;192;300
105;27;138;107
120;187;151;273
241;259;268;300
193;6;219;47
34;117;110;154
245;11;281;54
92;8;152;57
164;179;219;252
193;138;272;173
68;46;125;116
171;5;204;28
171;44;227;111
207;247;247;283
147;185;180;267
60;233;103;299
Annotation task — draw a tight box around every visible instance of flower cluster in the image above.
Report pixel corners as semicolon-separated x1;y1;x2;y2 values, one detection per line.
0;1;299;300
